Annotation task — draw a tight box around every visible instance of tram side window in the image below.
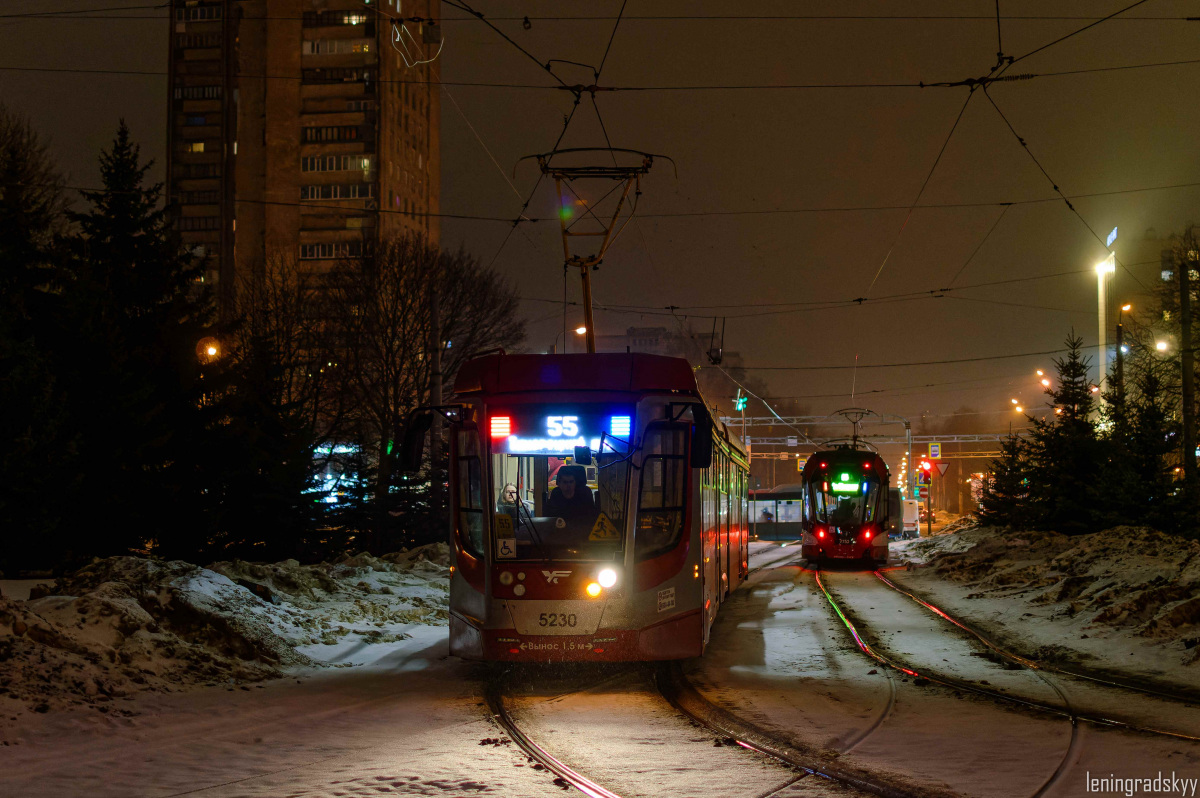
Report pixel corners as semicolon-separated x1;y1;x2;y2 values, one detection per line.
863;482;882;522
636;425;688;561
456;432;485;558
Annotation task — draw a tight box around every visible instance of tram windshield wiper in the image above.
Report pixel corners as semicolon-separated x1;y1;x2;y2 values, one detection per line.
517;500;552;563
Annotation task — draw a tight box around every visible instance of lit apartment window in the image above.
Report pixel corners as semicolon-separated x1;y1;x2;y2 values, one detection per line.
301;125;361;143
299;241;364;260
175;5;223;21
302;38;373;55
301;154;374;173
300;183;375;201
301;67;376;85
302;11;370;27
173;85;222;100
187;142;205;153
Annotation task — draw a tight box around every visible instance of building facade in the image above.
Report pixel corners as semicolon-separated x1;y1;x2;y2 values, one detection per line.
167;0;440;306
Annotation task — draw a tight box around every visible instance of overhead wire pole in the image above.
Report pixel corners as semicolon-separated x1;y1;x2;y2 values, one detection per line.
530;149;658;353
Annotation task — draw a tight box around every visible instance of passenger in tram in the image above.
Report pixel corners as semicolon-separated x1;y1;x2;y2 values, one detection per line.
545;465;597;520
497;483;522;522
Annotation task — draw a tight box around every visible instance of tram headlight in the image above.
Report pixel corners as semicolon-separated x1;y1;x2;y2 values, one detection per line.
586;582;602;597
598;568;618;588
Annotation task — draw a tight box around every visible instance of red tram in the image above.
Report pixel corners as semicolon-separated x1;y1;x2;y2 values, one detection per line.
799;448;890;566
403;353;750;662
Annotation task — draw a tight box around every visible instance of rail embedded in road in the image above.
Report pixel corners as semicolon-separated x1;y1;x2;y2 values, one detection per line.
814;567;1200;742
483;678;624;798
654;661;945;798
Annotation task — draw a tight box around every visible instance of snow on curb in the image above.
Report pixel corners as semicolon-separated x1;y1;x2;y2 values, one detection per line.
0;545;450;714
892;523;1200;683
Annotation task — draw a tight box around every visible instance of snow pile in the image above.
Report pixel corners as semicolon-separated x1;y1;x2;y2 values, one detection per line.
0;545;449;713
207;546;450;654
900;525;1200;663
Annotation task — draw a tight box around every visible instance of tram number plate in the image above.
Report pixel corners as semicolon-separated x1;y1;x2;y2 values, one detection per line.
538;613;578;628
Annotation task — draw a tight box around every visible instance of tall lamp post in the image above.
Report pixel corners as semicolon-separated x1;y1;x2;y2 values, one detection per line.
1096;252;1116;401
1116;303;1131;402
551;325;588;354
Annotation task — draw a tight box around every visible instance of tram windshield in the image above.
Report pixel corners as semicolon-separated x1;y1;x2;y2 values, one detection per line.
811;473;882;525
491;452;629;561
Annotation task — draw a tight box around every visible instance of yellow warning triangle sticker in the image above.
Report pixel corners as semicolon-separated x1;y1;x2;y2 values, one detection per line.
588;512;621;542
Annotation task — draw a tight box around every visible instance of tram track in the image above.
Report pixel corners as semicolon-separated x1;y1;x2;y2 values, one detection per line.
816;565;1084;798
813;566;1200;743
484;675;625;798
654;662;941;798
873;569;1200;706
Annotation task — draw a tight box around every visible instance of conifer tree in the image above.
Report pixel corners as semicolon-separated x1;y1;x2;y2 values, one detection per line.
0;108;76;574
1026;332;1103;534
59;122;216;560
977;433;1030;528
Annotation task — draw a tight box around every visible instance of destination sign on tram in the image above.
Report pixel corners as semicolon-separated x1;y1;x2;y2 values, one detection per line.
488;406;634;455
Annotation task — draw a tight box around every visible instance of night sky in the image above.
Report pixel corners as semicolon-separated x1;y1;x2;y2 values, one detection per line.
3;0;1199;431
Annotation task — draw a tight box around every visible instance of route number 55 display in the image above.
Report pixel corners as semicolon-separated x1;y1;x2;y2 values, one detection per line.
546;416;579;437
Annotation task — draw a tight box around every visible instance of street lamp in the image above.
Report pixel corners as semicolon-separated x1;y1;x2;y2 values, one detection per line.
551;325;588;353
1157;340;1169;352
1096;252;1116;398
1116;303;1131;401
196;336;221;363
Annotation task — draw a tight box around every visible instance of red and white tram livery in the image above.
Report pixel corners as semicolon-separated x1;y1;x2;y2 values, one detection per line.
404;353;750;662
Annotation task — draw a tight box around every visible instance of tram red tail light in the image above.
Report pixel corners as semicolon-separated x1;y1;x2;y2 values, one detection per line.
815;525;826;540
490;415;511;438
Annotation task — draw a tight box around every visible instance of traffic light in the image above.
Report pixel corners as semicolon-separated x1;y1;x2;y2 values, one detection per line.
734;389;747;412
919;460;933;473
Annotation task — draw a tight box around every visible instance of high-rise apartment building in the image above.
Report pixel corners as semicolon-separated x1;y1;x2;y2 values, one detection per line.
167;0;440;305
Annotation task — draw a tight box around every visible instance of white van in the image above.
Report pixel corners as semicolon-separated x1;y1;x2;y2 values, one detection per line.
901;500;921;539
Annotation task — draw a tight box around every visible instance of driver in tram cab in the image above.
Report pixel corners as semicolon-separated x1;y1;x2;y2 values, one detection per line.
830;497;857;526
545;465;597;520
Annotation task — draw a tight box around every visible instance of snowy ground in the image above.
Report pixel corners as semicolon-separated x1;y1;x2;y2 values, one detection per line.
0;547;452;716
889;524;1200;690
3;538;1199;797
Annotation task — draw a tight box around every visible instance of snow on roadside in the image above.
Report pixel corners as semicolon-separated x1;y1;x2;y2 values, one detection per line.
0;545;449;715
890;523;1200;684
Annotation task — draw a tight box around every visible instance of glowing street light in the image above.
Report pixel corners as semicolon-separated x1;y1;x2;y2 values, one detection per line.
1040;378;1051;387
1015;406;1024;413
1121;303;1132;312
1011;398;1019;405
1157;341;1169;352
196;336;221;363
1036;369;1044;377
574;326;587;335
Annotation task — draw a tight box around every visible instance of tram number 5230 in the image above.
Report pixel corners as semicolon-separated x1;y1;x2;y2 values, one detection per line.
546;416;579;437
538;613;578;628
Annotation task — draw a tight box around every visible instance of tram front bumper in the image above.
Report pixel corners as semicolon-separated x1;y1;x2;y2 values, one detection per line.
456;609;705;662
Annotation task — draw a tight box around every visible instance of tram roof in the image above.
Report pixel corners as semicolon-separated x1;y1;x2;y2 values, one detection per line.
454;353;699;395
455;352;747;460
